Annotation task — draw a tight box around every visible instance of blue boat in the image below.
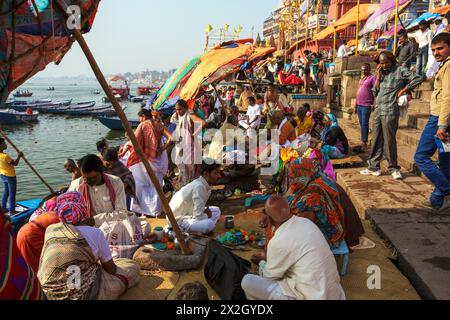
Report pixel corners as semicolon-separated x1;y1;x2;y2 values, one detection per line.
0;110;39;125
97;116;140;130
10;198;43;230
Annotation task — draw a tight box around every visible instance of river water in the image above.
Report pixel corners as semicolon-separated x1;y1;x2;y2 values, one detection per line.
3;78;144;201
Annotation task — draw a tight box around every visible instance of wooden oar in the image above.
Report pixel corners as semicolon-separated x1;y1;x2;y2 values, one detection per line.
0;129;55;194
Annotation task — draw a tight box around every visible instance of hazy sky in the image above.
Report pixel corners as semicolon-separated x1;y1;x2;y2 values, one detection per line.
40;0;277;77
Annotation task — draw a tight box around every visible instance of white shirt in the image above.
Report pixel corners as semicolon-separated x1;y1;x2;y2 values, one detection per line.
169;176;211;223
68;174;127;216
337;45;348;58
418;29;432;49
262;216;346;300
76;226;112;263
246;104;262;128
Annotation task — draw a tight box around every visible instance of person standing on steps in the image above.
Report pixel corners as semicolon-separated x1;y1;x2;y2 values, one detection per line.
414;33;450;213
360;51;423;180
355;63;377;150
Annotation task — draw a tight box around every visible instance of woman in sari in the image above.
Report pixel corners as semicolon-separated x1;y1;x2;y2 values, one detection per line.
0;210;44;300
321;113;349;158
172;99;206;188
128;109;173;217
284;157;345;247
38;192;140;300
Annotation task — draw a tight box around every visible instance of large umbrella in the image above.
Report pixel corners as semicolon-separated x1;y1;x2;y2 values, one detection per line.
152;56;200;110
407;12;442;30
0;0;99;102
180;41;254;103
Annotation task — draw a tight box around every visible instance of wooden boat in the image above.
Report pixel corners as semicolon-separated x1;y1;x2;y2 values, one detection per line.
97;116;140;130
44;101;96;114
137;86;159;96
128;95;145;103
13;91;33;97
93;90;101;94
65;104;116;116
0;109;39;125
11;99;72;112
47;87;55;91
10;199;43;230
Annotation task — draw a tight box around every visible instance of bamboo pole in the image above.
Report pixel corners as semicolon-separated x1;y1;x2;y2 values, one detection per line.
315;0;320;50
333;0;338;61
55;0;191;255
304;3;310;49
0;129;55;194
355;0;361;56
393;0;400;55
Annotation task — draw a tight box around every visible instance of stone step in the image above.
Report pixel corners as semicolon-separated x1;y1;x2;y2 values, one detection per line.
408;100;430;114
336;168;432;220
367;209;450;300
399;113;430;130
397;128;423;146
417;90;432;103
418;81;434;91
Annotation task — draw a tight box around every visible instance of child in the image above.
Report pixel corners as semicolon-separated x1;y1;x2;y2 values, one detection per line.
0;138;23;215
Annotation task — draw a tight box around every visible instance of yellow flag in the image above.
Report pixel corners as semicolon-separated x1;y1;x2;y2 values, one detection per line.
233;28;238;35
205;24;213;33
224;24;230;32
237;24;243;33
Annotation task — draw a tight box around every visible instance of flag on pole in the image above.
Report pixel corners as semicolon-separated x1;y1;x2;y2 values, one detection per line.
205;24;213;33
224;24;230;32
237;24;243;33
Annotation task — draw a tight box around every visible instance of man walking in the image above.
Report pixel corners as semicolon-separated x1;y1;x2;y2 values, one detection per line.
414;33;450;212
360;51;423;180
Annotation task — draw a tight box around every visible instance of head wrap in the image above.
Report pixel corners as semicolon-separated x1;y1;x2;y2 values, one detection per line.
55;192;89;225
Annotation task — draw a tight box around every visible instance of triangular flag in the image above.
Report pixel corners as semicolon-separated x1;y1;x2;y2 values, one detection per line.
205;24;213;33
224;24;230;32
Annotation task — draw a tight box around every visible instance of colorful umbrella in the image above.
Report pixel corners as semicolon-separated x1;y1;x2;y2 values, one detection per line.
180;41;254;103
152;56;200;110
0;0;100;101
407;12;442;30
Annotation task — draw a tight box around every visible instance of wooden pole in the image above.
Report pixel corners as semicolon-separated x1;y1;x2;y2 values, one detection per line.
355;0;361;56
393;0;400;55
315;0;320;50
304;3;310;49
0;129;55;194
333;0;338;61
54;0;191;255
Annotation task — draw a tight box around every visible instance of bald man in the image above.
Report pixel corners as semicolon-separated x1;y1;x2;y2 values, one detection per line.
241;196;345;300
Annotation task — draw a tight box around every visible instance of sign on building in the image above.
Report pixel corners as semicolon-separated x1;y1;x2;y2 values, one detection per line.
308;14;328;29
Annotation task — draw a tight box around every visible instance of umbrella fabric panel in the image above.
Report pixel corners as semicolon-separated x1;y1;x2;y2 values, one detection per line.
0;0;99;96
153;56;200;110
180;44;253;102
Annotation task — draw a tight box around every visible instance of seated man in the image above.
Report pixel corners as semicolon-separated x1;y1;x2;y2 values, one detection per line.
239;96;262;137
269;110;296;147
168;159;222;234
102;148;136;211
69;154;127;218
64;159;81;181
241;195;345;300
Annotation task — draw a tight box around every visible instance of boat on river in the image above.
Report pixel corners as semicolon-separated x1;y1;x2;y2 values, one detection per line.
13;90;33;97
0;109;39;125
10;199;43;230
65;104;118;117
97;116;140;130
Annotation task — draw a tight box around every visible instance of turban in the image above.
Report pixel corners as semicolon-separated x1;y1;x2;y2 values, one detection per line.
55;192;89;225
